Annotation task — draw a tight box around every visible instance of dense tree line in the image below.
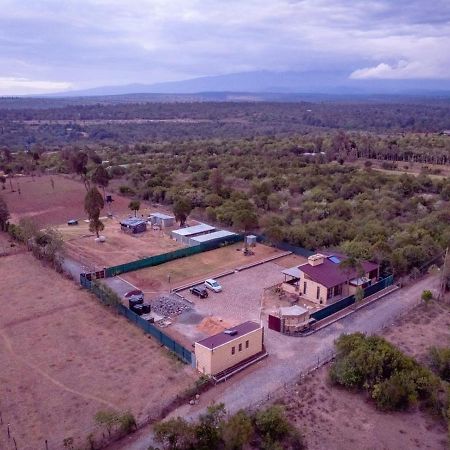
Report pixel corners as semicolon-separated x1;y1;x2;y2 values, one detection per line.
1;99;450;149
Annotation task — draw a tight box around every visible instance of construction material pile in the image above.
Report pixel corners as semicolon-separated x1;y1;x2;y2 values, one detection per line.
151;294;191;318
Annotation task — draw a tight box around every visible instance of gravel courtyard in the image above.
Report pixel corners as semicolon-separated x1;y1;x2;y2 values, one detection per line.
172;261;284;344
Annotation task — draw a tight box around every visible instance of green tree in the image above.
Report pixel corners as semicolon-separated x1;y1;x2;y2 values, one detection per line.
195;403;226;450
154;417;195;450
84;187;104;238
255;405;291;443
91;164;110;198
128;200;141;217
70;151;89;190
0;175;6;190
0;194;9;231
429;347;450;381
173;197;192;226
222;410;253;450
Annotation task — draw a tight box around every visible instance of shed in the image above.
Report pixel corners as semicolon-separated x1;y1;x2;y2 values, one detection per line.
188;230;238;247
148;212;175;228
245;235;257;247
171;223;216;245
120;218;147;234
194;321;264;376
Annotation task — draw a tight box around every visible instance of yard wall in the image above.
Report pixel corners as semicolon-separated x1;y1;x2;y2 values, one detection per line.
80;274;194;365
104;234;243;277
310;275;394;322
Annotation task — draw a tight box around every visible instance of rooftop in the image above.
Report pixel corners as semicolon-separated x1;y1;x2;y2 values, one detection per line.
172;223;216;236
281;266;301;279
120;218;147;227
299;255;378;288
190;229;237;243
149;212;175;220
196;321;261;350
280;305;308;316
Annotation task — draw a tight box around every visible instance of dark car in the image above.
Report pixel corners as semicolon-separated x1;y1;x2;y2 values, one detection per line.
190;285;208;298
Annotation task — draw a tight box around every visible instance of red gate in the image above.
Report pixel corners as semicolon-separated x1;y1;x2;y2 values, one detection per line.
268;314;281;332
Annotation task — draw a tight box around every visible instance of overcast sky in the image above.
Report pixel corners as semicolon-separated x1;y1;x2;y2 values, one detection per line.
1;0;449;94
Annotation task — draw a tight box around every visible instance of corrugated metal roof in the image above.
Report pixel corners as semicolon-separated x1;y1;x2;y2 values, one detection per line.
196;321;261;350
150;212;174;220
281;267;301;279
190;230;237;243
171;223;216;236
280;305;308;316
120;218;147;226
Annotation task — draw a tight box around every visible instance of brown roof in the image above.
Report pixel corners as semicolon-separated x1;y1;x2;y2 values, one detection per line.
196;321;261;350
299;257;378;289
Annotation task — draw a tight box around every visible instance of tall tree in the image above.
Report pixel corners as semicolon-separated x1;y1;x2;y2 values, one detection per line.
91;165;110;198
173;197;192;226
70;151;89;190
0;194;9;231
128;200;141;217
84;187;104;237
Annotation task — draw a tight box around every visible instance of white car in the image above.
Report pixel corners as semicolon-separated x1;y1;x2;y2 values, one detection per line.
204;278;222;293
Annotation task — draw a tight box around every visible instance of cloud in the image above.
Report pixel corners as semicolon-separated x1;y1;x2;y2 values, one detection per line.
0;77;72;95
0;0;449;91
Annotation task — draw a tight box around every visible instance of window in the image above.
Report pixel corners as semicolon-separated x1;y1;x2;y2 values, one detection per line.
231;346;235;355
303;282;307;294
327;288;333;299
238;343;242;352
245;340;249;349
316;286;320;300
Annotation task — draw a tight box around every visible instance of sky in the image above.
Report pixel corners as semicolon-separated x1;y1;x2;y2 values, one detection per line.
0;0;449;95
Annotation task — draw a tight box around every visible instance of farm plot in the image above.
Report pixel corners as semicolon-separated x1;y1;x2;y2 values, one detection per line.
2;175;130;227
123;242;284;294
58;217;183;269
0;249;194;450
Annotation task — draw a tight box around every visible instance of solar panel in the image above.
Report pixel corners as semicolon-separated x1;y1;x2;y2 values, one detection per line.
329;256;341;264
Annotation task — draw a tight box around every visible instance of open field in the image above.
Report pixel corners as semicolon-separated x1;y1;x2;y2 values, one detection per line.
2;175;131;227
59;217;183;269
278;298;450;450
123;242;285;293
0;247;195;450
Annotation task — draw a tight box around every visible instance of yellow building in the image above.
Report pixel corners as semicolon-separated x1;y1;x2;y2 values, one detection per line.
194;321;265;377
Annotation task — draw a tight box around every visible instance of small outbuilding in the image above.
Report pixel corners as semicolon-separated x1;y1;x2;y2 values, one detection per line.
148;212;175;228
245;235;257;247
194;321;266;378
120;218;147;234
188;229;238;247
171;223;216;245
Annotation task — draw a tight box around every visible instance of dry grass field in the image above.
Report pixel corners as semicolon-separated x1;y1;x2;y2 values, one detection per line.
123;242;285;293
0;248;195;450
2;175;131;227
279;299;450;450
58;217;183;270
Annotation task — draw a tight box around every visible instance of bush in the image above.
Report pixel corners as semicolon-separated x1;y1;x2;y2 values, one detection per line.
330;333;440;411
429;347;450;382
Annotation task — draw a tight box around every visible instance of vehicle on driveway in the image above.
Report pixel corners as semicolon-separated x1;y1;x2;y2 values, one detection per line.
190;285;209;298
205;278;222;292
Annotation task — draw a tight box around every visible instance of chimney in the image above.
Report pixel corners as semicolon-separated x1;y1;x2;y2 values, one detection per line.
308;254;325;266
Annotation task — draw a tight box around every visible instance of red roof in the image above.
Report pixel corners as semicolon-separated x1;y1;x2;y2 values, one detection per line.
196;321;261;350
299;256;378;289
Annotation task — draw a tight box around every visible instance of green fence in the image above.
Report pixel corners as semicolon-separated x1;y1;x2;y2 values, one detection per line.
311;275;394;322
105;233;243;277
80;274;193;364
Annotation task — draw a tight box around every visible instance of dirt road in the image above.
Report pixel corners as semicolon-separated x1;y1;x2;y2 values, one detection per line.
110;273;441;450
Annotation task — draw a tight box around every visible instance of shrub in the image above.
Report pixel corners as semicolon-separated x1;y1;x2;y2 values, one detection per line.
429;347;450;382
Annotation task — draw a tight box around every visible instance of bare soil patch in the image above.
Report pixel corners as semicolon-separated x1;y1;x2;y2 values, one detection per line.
0;249;195;450
123;242;284;293
278;299;450;450
3;175;131;227
59;217;182;270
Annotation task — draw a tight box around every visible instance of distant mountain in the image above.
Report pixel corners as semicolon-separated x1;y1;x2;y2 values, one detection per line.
49;70;450;98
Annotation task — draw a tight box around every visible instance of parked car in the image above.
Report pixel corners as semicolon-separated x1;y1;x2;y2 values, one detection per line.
190;285;208;298
205;278;222;293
